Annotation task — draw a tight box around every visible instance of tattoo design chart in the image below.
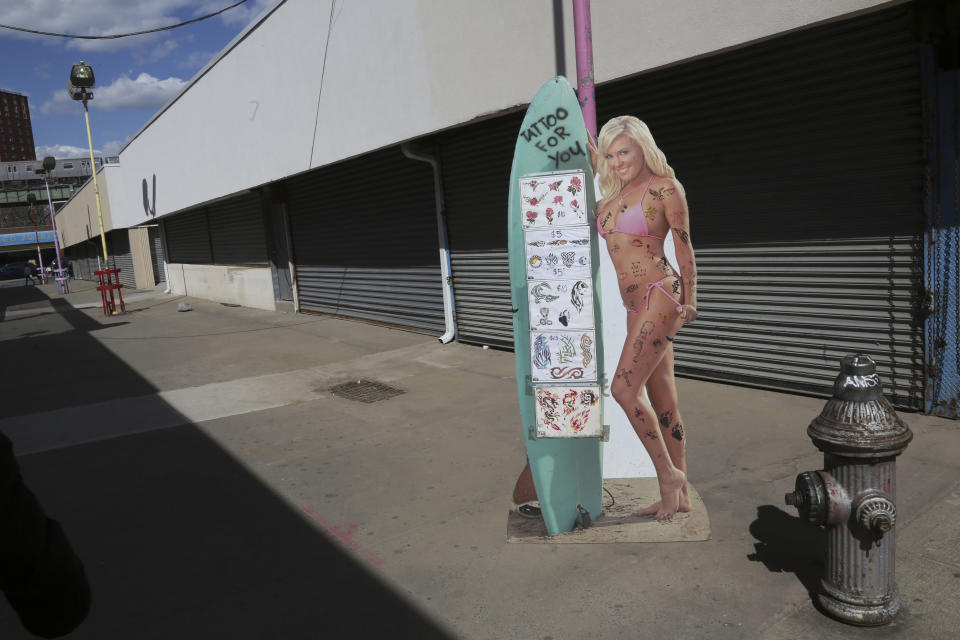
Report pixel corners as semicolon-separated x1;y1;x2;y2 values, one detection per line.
530;330;598;382
525;227;591;281
520;172;587;228
535;386;603;438
523;170;601;437
527;279;594;329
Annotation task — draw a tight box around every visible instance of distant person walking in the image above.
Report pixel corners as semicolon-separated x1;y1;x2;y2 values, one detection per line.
23;264;35;286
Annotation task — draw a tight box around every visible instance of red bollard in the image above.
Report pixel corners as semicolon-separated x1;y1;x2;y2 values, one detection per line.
94;268;126;316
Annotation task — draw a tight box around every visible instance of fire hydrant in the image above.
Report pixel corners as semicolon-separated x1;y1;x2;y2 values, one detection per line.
784;354;912;626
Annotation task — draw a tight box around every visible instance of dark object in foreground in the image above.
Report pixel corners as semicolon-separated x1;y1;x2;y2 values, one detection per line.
0;432;90;638
785;354;912;626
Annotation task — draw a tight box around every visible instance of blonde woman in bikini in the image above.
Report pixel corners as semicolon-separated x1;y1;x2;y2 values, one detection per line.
589;116;698;521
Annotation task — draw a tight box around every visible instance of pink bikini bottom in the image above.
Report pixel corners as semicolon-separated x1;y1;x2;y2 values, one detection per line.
625;276;681;315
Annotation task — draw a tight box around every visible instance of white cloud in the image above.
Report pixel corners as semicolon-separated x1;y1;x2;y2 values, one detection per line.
36;92;73;116
196;0;280;27
134;38;179;64
35;144;103;159
2;1;192;51
102;139;127;156
179;50;217;70
2;1;279;49
93;73;186;110
38;72;186;114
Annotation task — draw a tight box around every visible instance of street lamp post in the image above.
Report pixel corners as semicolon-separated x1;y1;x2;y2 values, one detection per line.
68;61;123;314
25;193;46;284
67;61;108;267
36;156;68;293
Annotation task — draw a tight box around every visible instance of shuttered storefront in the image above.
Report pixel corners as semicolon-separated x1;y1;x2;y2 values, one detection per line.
68;242;100;280
285;147;444;334
438;6;925;407
109;230;136;288
149;227;165;283
162;192;266;266
597;6;924;408
439;113;524;347
164;209;211;264
206;194;268;265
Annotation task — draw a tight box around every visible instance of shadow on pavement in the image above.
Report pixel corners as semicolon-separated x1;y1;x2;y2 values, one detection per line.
0;286;452;638
746;504;825;597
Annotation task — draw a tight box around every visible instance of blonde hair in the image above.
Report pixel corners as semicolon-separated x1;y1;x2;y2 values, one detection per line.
596;116;675;210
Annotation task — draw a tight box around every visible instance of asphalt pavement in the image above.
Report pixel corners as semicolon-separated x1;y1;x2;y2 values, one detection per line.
0;280;957;639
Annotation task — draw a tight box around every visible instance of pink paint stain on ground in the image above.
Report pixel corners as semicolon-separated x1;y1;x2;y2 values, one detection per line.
301;506;383;567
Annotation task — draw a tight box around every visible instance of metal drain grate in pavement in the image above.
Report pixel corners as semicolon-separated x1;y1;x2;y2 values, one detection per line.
329;379;405;403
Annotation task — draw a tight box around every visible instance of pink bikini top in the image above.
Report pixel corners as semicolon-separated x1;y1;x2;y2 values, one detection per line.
597;176;664;240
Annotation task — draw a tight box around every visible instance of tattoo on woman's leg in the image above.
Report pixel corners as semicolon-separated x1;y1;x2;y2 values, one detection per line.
671;422;685;441
659;410;674;430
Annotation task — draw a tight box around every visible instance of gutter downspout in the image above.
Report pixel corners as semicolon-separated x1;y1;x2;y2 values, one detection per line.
401;143;457;343
159;218;171;294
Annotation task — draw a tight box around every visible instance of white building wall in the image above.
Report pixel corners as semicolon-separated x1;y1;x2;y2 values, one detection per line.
115;0;895;221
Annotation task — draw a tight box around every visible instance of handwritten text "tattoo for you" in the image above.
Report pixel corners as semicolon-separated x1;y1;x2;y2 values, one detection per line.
520;107;586;168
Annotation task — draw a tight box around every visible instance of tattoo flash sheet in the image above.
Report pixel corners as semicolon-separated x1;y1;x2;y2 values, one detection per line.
525;227;591;281
535;385;603;438
527;279;594;330
520;171;587;228
530;330;597;383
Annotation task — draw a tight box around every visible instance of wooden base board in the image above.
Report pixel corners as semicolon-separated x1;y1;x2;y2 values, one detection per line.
507;477;711;543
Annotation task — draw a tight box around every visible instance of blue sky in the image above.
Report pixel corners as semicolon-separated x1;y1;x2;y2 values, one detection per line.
0;0;278;159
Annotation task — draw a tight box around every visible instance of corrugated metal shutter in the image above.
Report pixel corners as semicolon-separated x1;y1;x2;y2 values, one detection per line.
684;238;923;408
593;5;924;408
71;243;99;280
434;6;923;407
150;227;165;283
448;250;513;347
285;147;444;334
207;192;267;265
439;112;524;346
164;209;211;264
109;230;136;288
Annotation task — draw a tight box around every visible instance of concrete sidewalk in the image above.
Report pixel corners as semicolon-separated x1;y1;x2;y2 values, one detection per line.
0;285;957;639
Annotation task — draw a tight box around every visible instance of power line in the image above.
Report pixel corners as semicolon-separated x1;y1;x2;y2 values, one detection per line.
0;1;249;40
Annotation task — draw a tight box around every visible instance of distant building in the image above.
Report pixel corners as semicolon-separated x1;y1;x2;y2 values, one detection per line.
0;89;36;162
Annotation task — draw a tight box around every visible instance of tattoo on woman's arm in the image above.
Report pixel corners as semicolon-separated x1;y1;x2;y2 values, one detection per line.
648;186;677;201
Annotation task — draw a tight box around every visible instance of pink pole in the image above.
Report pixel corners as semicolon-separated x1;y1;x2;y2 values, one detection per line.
30;205;46;283
573;0;597;138
44;177;66;289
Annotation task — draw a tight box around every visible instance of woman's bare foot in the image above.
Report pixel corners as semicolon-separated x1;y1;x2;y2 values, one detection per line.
633;471;687;520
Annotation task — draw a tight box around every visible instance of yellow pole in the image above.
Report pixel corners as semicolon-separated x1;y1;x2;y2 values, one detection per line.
83;99;109;263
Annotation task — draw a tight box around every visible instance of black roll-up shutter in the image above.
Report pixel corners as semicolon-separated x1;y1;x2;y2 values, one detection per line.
73;242;99;280
592;5;924;408
164;209;211;264
438;112;524;347
109;230;136;288
149;227;165;283
207;192;267;265
285;147;444;334
434;6;922;407
79;244;96;279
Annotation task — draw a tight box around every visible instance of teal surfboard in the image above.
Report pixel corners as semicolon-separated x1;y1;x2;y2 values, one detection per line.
508;76;604;535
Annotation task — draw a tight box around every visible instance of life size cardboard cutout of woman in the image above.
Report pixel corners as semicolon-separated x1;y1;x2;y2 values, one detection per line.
590;115;699;521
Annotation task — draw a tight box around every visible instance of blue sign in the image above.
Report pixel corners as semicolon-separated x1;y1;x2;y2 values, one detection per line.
0;230;56;247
